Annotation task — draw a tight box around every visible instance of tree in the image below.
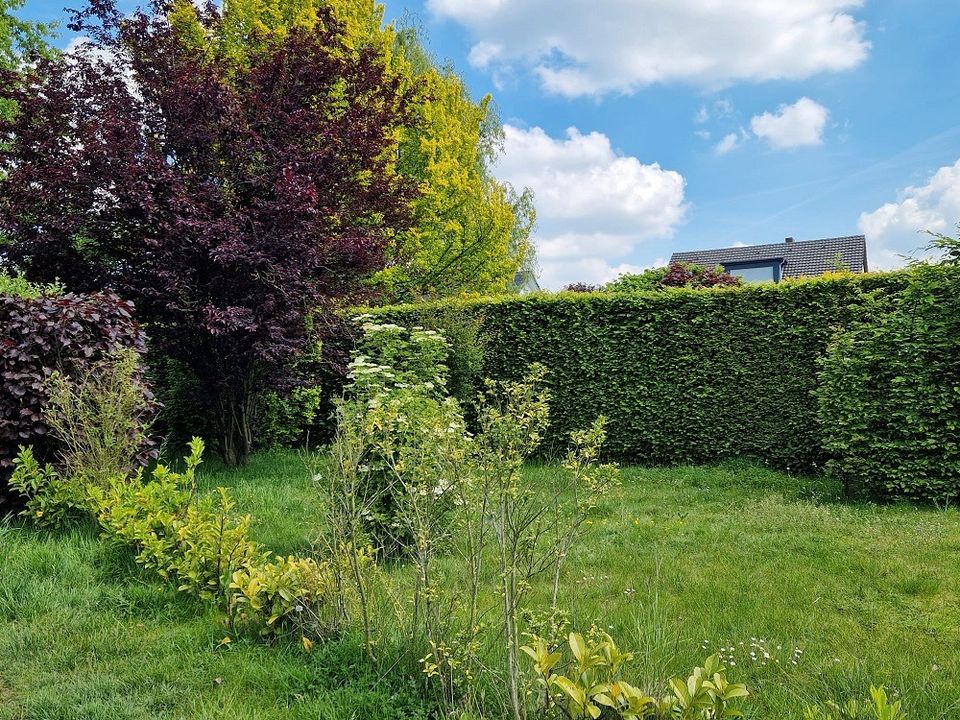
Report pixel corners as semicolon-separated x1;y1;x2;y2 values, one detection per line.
172;0;536;301
380;24;535;300
0;0;53;122
0;0;53;71
0;0;416;465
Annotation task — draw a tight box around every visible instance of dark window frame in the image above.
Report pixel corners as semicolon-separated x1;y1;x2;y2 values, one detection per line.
722;259;784;283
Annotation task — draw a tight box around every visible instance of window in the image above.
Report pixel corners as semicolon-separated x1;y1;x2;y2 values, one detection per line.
724;261;781;283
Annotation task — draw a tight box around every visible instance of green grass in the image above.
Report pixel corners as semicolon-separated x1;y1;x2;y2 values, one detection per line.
2;453;959;719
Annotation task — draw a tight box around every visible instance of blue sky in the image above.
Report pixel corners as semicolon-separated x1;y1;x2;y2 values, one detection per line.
21;0;960;287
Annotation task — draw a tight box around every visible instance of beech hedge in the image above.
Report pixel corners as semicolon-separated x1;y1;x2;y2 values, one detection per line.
0;291;148;506
818;264;960;500
365;273;909;472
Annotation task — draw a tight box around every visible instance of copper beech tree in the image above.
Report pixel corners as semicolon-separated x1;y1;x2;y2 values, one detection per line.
0;0;417;465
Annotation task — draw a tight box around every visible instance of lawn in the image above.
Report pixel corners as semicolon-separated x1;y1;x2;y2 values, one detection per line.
1;453;958;719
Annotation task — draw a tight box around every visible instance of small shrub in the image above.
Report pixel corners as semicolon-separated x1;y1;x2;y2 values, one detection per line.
43;349;157;484
8;445;84;527
522;630;749;719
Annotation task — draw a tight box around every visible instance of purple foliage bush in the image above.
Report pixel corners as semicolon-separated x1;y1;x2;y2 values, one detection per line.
0;291;153;506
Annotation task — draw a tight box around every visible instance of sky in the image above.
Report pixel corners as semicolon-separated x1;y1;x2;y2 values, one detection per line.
20;0;960;288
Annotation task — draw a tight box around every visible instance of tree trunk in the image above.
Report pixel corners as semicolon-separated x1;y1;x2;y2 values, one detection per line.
216;382;256;467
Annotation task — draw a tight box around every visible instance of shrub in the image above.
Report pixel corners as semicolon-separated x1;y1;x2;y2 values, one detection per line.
523;631;749;719
11;352;334;638
604;262;740;292
337;318;464;555
364;273;910;470
818;264;960;501
660;261;742;288
0;291;149;506
0;271;60;298
43;349;157;484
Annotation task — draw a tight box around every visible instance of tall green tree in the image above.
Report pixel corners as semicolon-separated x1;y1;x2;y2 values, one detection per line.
171;0;536;301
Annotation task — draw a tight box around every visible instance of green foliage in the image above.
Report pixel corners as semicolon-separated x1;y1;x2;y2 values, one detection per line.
89;439;257;603
339;317;464;555
416;302;487;408
523;631;749;720
0;0;55;120
381;31;536;299
0;271;60;298
367;272;910;470
43;349;156;484
805;686;906;720
818;264;960;500
0;0;54;70
603;266;669;293
8;445;84;526
258;386;324;450
231;553;335;633
921;224;960;265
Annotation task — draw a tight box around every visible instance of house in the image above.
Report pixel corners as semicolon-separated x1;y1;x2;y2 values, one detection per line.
669;235;868;283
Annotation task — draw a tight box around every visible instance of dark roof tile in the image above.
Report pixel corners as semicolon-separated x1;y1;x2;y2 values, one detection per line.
669;235;867;277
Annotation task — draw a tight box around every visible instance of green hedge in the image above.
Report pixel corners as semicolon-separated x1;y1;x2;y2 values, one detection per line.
818;264;960;500
366;273;909;471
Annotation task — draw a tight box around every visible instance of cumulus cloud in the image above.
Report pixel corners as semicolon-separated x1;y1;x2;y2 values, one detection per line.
494;125;686;288
859;159;960;268
750;97;830;149
427;0;869;97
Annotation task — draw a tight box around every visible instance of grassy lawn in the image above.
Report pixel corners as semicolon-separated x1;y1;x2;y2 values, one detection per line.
2;452;959;719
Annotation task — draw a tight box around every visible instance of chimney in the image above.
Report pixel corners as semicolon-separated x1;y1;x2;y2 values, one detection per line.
784;236;795;244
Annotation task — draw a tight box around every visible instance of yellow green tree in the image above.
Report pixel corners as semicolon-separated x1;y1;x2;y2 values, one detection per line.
383;25;535;300
169;0;535;301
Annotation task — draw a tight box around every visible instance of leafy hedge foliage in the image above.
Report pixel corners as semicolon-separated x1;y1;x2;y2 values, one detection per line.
365;273;909;471
0;291;149;504
818;264;960;500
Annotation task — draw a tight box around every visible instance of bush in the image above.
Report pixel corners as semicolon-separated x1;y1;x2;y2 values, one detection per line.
0;291;149;506
818;264;960;501
604;262;740;292
364;273;909;471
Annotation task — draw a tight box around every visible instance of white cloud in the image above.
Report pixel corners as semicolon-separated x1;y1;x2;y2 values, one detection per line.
714;132;742;156
750;97;829;149
859;159;960;268
427;0;869;97
494;125;686;288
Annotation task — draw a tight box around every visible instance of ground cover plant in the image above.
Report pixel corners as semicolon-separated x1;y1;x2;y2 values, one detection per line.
2;458;957;719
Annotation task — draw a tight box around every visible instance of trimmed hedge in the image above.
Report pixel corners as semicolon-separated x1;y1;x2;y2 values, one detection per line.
0;291;148;506
365;273;909;471
818;264;960;500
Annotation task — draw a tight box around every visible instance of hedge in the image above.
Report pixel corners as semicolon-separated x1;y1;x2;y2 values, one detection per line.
0;291;149;507
364;272;909;472
818;263;960;500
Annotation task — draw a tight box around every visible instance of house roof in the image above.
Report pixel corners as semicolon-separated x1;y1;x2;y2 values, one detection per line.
669;235;868;278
